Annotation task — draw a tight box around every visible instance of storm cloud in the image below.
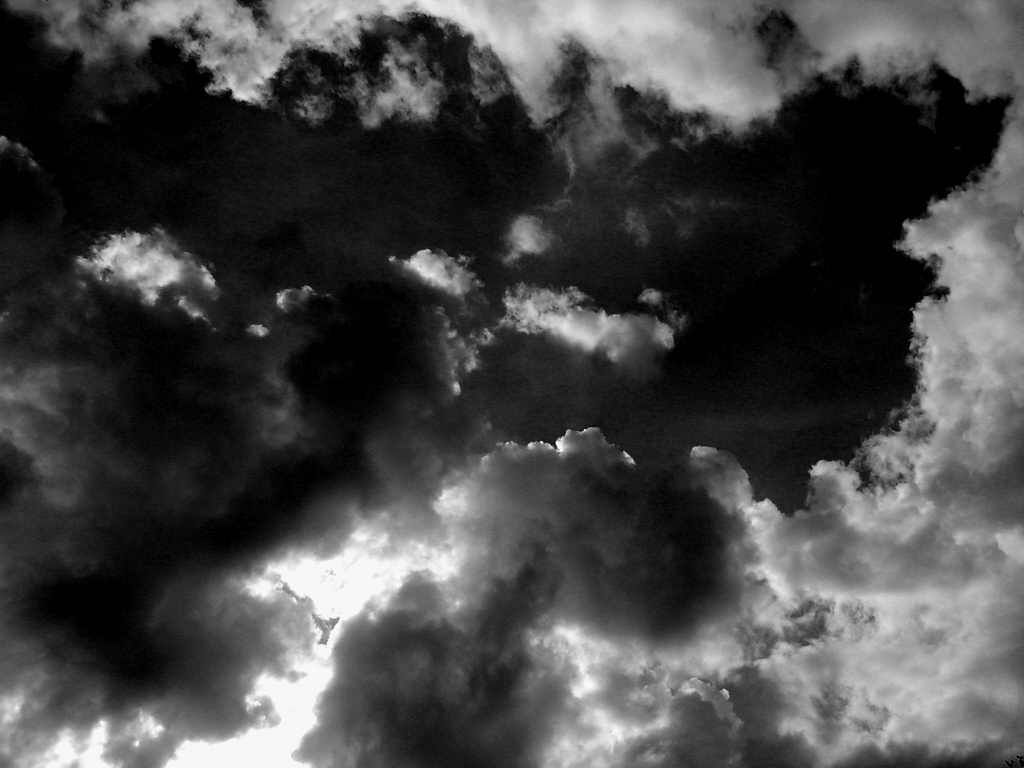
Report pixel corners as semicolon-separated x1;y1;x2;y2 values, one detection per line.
1;0;1023;767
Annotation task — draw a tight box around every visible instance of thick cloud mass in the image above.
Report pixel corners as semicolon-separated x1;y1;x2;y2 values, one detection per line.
1;1;1023;767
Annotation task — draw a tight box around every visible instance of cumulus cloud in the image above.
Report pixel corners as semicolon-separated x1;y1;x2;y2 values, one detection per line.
77;229;220;320
7;0;1023;136
296;429;753;768
637;287;664;307
276;284;319;312
296;570;569;768
501;285;683;375
0;275;314;766
726;107;1024;766
390;249;481;298
5;2;1024;767
351;38;446;128
503;214;553;264
438;428;749;641
0;227;489;765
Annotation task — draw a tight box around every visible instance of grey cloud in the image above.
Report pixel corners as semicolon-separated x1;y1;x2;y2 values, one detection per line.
3;2;1024;767
500;285;683;378
296;569;569;768
445;429;749;642
0;240;490;764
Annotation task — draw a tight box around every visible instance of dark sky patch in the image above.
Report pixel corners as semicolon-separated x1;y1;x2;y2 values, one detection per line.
464;61;1007;509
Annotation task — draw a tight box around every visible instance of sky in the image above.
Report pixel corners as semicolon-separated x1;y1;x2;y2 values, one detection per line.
0;0;1023;767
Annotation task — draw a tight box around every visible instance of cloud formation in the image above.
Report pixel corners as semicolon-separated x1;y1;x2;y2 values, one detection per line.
77;229;220;319
391;249;481;298
1;1;1023;767
501;285;683;376
504;215;553;264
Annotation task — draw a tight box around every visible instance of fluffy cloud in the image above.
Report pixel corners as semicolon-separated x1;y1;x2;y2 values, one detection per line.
0;230;489;765
729;110;1024;766
7;0;1023;134
438;428;749;640
296;571;569;768
351;38;446;128
4;2;1024;767
501;285;683;376
504;214;553;264
296;428;754;768
390;249;481;298
77;229;220;320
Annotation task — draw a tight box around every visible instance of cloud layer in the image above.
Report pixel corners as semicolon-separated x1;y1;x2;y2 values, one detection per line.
0;1;1023;767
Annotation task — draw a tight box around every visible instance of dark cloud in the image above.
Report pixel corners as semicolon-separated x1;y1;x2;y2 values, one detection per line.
296;568;568;768
446;429;749;642
0;271;309;762
463;61;1007;509
0;230;488;763
1;2;1022;767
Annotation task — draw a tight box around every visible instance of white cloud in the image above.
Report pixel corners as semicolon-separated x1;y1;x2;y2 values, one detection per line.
731;105;1024;760
76;229;219;320
351;39;446;128
12;0;1024;133
275;285;317;311
0;135;39;169
390;249;481;297
501;284;683;375
637;287;664;307
18;2;1024;765
503;215;553;264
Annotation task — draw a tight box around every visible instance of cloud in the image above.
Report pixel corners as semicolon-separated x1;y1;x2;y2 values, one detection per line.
726;104;1024;764
275;284;319;312
4;2;1024;767
298;429;753;768
295;570;569;768
438;428;749;642
0;275;316;766
351;38;446;128
390;249;481;298
77;229;220;320
6;0;1022;139
503;214;553;264
637;287;664;307
0;227;490;765
500;285;683;376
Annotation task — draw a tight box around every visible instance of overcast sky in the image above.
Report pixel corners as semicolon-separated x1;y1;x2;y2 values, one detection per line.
1;1;1023;767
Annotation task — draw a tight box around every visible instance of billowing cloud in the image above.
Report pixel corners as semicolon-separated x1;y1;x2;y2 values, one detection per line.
296;571;569;768
0;231;488;765
351;38;446;128
504;214;553;264
276;284;319;312
390;249;481;298
296;428;753;768
2;1;1024;767
501;285;684;375
728;106;1024;766
77;228;220;320
439;428;749;639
